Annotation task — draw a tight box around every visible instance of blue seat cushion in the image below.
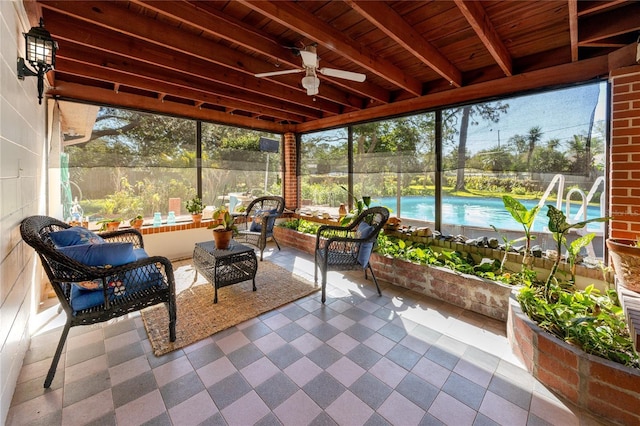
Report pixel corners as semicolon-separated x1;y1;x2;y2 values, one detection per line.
69;249;164;311
355;222;375;267
249;208;278;232
58;242;136;267
50;227;104;247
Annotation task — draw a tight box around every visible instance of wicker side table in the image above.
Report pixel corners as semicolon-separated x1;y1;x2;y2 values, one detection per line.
193;240;258;303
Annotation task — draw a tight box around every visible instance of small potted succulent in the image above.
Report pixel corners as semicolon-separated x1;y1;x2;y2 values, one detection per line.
186;197;204;225
97;218;123;232
209;207;237;249
129;214;144;230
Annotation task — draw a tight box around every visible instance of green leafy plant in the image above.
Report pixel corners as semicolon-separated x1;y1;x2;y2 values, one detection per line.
500;195;539;266
96;217;123;231
278;218;320;234
339;185;372;225
544;205;609;300
518;282;639;368
490;224;526;273
185;197;204;214
209;207;237;233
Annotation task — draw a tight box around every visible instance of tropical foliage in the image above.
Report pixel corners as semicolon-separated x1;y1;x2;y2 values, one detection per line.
518;283;639;368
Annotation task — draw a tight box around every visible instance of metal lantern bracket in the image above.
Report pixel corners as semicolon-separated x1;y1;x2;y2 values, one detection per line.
17;57;39;79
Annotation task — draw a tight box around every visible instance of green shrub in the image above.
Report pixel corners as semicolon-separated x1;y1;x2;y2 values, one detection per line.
518;283;639;368
278;219;320;235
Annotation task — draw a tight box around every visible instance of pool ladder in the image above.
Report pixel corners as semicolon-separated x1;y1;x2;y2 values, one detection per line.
537;174;606;257
536;174;605;224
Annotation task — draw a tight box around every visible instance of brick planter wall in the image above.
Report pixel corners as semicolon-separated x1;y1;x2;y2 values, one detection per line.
508;298;640;425
371;252;513;321
274;226;513;321
273;226;316;255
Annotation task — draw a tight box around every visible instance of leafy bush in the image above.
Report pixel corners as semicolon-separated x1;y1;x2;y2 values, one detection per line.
278;219;320;235
518;283;639;368
376;234;522;284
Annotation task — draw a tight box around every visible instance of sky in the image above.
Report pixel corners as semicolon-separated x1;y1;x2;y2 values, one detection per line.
460;81;606;155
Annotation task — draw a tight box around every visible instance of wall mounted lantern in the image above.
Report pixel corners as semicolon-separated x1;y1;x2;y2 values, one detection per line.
17;18;57;104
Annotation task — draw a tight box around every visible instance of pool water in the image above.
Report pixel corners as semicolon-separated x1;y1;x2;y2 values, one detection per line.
377;196;604;233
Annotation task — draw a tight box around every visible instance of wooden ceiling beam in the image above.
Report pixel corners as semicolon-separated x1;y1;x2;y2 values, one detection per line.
238;0;423;96
347;0;462;86
295;55;609;133
55;41;321;121
579;2;640;44
453;0;513;76
39;0;357;111
48;82;292;134
131;0;390;104
568;0;579;62
577;0;627;17
55;56;308;123
43;13;337;118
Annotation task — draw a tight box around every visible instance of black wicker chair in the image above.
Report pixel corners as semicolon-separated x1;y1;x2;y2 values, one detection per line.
20;215;176;388
234;196;285;260
314;207;390;303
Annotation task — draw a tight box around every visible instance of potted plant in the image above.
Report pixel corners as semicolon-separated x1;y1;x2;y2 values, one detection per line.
129;214;144;230
606;238;640;293
185;197;204;225
209;207;237;249
97;218;122;232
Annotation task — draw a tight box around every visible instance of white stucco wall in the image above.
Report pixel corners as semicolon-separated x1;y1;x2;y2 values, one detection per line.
144;227;215;261
0;2;50;422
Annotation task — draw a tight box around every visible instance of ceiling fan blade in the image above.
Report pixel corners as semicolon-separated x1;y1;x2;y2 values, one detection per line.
254;69;303;78
318;68;366;82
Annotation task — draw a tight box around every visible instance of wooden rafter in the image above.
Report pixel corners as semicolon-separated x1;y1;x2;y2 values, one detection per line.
579;2;640;45
40;1;352;115
130;0;390;103
55;56;308;123
25;0;634;131
346;0;462;87
568;0;579;62
238;0;424;96
453;0;512;76
48;82;292;133
47;20;329;119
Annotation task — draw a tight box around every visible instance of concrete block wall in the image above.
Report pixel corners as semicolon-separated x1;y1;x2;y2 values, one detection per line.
0;2;50;422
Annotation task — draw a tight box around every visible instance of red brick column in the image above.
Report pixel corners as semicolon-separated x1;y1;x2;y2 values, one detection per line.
283;132;299;211
609;65;640;240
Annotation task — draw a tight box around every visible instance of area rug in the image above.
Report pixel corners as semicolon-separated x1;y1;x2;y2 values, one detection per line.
141;261;319;356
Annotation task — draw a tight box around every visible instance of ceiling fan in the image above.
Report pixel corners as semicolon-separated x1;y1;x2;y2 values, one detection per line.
255;45;366;96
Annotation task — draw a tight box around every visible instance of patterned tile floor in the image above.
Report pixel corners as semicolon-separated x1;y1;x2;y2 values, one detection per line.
7;246;605;426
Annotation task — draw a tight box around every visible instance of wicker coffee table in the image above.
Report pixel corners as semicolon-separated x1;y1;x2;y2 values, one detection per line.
193;240;258;303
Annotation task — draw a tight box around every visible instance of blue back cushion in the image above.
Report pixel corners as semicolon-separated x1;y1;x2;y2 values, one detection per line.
50;227;104;247
355;222;375;267
58;242;136;267
249;208;278;233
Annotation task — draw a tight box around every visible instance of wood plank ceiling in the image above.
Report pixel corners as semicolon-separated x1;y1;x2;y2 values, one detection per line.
26;0;640;135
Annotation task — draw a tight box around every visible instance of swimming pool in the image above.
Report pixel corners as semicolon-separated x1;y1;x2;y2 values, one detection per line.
377;196;604;232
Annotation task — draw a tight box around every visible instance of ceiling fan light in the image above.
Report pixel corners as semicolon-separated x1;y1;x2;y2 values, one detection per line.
301;75;319;95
